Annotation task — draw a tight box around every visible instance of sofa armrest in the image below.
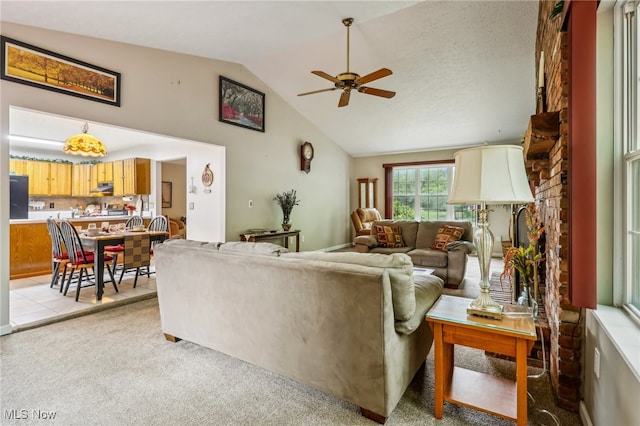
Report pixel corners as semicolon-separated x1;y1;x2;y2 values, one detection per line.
447;240;474;254
353;235;377;253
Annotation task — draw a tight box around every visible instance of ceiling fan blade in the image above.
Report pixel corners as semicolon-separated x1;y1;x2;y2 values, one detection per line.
338;90;351;107
298;88;337;96
354;68;393;85
358;86;396;99
311;70;341;84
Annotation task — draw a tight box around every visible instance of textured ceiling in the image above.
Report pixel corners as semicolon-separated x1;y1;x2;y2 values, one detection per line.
1;1;539;156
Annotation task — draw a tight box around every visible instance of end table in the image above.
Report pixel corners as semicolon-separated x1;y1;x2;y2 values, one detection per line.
425;295;536;425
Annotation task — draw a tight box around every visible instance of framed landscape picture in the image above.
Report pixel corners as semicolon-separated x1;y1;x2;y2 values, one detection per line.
219;76;265;132
0;36;121;106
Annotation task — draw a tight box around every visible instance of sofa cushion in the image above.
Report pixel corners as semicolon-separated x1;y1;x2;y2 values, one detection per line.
375;225;406;248
395;274;443;334
408;248;448;268
431;225;465;251
282;251;416;321
162;239;217;249
220;241;288;256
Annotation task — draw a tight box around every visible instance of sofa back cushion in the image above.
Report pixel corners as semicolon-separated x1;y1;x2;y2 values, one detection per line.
372;220;419;247
220;241;289;256
415;221;473;249
282;251;416;321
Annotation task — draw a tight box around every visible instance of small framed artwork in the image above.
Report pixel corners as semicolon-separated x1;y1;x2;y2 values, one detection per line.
162;181;172;208
219;76;265;132
0;36;121;106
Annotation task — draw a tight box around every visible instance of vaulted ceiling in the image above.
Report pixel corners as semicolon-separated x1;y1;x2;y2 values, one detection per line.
1;1;539;156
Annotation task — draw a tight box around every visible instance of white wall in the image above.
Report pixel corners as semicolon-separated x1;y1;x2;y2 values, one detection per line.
0;22;352;334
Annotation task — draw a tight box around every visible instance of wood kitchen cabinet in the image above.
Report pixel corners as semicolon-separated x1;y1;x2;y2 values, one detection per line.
112;158;150;195
14;160;72;196
72;164;93;196
49;162;72;195
91;161;113;187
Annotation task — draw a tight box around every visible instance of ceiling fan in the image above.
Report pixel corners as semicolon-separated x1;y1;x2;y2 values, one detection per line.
297;17;396;108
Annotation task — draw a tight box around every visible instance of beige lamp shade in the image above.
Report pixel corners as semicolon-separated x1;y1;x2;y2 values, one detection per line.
448;145;534;205
63;123;107;157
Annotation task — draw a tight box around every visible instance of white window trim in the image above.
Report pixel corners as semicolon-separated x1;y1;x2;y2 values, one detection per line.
614;0;640;318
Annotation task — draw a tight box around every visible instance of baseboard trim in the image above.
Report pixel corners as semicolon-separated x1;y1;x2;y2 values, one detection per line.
579;400;593;426
322;242;352;252
0;323;12;336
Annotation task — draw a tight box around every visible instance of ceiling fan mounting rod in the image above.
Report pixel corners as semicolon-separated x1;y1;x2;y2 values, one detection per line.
343;18;353;74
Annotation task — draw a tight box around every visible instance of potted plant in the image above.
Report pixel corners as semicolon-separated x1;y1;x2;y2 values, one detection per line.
274;190;300;231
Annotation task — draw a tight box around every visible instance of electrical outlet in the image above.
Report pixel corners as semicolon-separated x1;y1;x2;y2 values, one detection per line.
301;235;305;243
49;202;54;209
594;347;600;379
248;200;253;208
189;202;195;210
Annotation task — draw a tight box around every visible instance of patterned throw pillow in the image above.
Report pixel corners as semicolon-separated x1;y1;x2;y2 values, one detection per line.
431;225;465;251
375;225;406;248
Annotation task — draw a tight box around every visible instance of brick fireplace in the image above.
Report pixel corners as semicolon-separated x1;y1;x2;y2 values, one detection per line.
524;0;586;411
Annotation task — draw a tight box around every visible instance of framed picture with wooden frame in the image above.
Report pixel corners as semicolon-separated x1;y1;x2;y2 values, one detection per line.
219;76;265;132
162;181;172;208
0;36;121;106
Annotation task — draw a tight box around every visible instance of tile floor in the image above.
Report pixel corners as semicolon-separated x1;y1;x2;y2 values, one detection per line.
9;267;157;331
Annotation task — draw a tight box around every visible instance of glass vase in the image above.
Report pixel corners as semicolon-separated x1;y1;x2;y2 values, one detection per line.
516;283;538;320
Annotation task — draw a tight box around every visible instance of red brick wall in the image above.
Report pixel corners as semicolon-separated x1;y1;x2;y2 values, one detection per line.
530;0;584;411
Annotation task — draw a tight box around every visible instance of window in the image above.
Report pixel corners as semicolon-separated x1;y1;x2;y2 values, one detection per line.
391;164;475;222
618;1;640;317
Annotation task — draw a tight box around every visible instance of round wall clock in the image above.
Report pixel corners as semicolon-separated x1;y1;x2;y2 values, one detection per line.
300;142;314;174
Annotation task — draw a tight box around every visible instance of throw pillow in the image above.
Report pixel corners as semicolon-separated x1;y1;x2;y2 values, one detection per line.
375;225;405;248
431;225;464;251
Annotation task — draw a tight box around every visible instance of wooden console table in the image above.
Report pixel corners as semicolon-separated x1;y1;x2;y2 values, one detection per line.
240;229;300;252
425;295;536;426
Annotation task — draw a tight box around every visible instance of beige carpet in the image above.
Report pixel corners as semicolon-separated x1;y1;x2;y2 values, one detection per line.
0;298;580;425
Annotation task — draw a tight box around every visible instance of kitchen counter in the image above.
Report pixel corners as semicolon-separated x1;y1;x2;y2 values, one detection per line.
9;216;152;279
9;215;143;224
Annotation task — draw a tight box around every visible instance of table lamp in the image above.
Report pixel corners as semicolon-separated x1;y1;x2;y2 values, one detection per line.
448;145;534;319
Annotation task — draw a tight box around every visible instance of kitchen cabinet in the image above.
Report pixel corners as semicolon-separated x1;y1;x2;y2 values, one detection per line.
13;160;72;196
49;162;72;195
91;161;113;188
72;164;93;196
26;160;50;195
112;158;151;195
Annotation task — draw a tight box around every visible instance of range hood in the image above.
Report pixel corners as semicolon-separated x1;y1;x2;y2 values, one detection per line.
90;181;114;194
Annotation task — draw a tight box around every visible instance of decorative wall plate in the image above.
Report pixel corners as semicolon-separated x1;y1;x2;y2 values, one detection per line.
202;163;214;193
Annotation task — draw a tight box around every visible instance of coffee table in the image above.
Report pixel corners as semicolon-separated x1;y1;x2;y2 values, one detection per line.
425;295;536;425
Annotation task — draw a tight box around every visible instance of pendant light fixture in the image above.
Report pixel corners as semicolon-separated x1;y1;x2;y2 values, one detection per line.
63;122;107;157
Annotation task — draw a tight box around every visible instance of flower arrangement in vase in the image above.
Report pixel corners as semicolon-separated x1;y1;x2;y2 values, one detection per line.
500;203;544;318
274;189;300;231
124;204;137;216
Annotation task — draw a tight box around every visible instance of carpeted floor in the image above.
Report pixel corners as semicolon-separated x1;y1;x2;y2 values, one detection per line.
0;297;580;425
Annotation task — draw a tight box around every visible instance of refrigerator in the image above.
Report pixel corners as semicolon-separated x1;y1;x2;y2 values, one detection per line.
9;175;29;219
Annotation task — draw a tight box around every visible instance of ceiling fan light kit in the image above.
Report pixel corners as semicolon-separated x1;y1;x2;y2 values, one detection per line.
298;17;395;107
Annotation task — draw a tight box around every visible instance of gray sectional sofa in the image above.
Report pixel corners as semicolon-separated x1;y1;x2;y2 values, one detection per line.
154;239;444;423
354;220;475;288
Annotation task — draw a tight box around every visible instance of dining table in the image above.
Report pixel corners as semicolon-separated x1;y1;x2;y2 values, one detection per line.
79;230;168;300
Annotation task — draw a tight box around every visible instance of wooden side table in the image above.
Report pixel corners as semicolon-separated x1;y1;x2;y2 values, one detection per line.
239;229;300;252
425;295;536;425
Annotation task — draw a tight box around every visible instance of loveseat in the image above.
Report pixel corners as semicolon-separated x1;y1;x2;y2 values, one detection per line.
354;220;474;288
154;239;444;423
